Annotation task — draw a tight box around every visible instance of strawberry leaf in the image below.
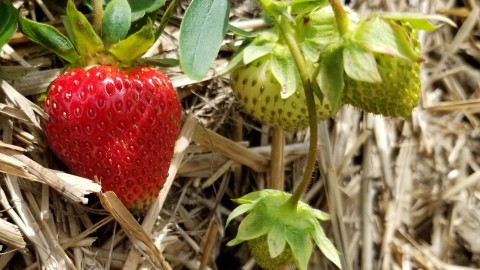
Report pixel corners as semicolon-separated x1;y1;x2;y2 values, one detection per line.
65;0;103;57
271;45;298;99
0;1;17;50
18;16;80;63
102;0;131;47
311;221;341;268
285;227;313;270
316;45;344;114
179;0;230;80
354;17;419;61
109;21;154;62
154;0;176;40
129;0;166;22
268;223;287;258
343;43;381;83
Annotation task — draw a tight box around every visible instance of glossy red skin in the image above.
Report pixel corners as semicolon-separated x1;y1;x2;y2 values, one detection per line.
44;66;182;209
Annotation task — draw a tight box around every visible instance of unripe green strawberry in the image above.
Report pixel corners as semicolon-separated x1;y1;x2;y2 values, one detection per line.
230;56;332;131
342;23;421;117
248;235;294;270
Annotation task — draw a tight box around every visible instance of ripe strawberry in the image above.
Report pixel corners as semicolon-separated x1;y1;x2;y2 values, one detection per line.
43;66;181;208
18;0;182;209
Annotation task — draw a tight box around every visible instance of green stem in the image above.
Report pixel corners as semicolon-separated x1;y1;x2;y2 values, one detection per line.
93;0;103;34
257;0;318;209
328;0;349;36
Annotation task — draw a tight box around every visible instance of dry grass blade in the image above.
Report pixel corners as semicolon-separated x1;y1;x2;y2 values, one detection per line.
0;218;27;251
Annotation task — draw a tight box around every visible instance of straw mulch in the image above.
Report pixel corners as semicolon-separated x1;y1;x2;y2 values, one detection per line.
1;0;479;269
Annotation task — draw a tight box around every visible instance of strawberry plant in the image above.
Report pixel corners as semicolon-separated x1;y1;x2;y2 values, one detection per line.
17;0;182;209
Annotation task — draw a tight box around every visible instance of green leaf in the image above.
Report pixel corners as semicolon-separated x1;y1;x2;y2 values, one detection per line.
154;0;176;40
343;43;381;83
270;45;298;99
226;203;254;227
354;17;419;61
227;210;271;246
18;16;80;63
109;22;154;62
311;221;341;268
285;227;313;270
288;0;328;15
102;0;131;47
65;0;103;57
179;0;230;80
316;45;344;114
375;12;456;30
219;49;244;76
0;1;18;49
129;0;165;22
267;223;287;258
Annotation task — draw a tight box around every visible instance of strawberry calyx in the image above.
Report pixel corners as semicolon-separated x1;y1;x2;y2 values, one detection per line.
227;189;341;270
17;0;169;69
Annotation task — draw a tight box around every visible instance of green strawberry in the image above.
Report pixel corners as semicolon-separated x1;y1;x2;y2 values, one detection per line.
342;21;421;117
227;190;341;270
229;31;332;131
230;56;331;131
297;6;428;118
18;0;181;209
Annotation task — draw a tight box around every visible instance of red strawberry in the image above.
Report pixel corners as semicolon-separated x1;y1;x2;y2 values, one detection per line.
18;0;182;209
43;66;181;208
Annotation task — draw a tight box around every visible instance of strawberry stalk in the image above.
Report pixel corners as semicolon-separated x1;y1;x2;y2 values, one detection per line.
257;0;318;209
328;0;349;36
93;0;103;34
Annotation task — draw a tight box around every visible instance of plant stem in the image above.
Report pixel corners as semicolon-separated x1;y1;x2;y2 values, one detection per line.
328;0;349;36
257;0;318;209
93;0;103;34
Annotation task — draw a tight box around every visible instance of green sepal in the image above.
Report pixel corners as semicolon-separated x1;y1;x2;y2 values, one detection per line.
343;42;381;83
136;57;179;67
109;21;155;62
287;0;328;15
0;1;18;49
17;16;80;63
232;189;279;204
311;220;341;268
65;0;104;58
354;17;419;61
102;0;131;47
312;208;331;221
243;44;274;65
295;6;342;62
228;23;257;38
270;45;299;99
226;203;254;227
285;226;313;270
268;223;287;258
227;210;271;246
374;12;456;30
316;44;344;114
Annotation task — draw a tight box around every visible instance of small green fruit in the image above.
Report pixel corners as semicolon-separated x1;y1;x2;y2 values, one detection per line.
230;57;332;130
248;235;294;270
